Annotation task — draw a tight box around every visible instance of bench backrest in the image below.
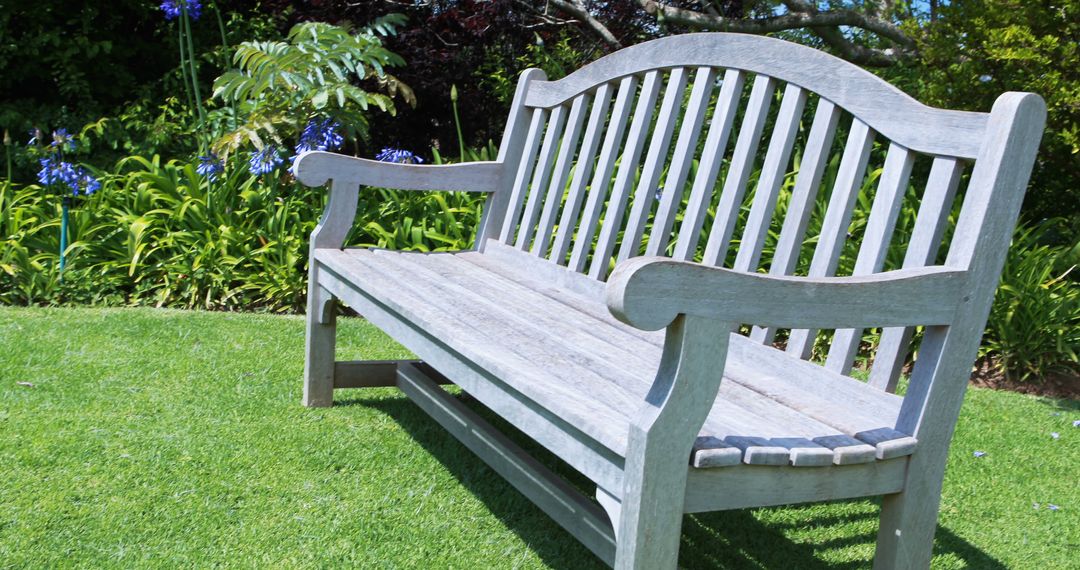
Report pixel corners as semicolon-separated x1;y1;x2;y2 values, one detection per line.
477;33;1044;399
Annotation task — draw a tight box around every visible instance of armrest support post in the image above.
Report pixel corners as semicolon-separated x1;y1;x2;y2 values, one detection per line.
617;314;732;567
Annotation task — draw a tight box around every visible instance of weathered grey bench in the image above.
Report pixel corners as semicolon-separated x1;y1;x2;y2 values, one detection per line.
293;33;1044;569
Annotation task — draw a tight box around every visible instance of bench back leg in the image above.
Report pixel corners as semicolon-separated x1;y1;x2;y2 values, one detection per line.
303;278;337;407
873;450;945;569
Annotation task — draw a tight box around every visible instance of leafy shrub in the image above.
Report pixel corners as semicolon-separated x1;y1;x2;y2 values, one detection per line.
981;222;1080;380
212;18;413;159
0;146;483;312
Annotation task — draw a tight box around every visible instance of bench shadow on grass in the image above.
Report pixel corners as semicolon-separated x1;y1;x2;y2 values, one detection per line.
341;394;1004;570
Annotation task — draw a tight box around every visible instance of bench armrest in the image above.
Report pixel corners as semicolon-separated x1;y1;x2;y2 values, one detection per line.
295;151;506;250
293;150;504;192
606;257;969;331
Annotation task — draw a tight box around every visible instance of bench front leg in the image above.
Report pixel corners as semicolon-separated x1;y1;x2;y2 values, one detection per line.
303;271;337;407
615;315;733;570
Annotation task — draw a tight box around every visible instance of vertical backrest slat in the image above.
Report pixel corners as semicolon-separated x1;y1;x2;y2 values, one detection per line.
673;69;745;261
701;74;777;266
646;67;718;256
869;157;964;391
786;119;875;359
616;68;691;263
751;99;841;344
732;84;808;272
498;108;549;243
825;143;916;375
515;105;568;249
479;68;547;246
569;75;639;272
531;93;592;256
590;71;663;280
551;83;616;263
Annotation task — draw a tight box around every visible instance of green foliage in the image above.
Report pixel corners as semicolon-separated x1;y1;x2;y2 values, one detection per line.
982;222;1080;380
478;31;588;104
0;146;485;312
212;19;414;158
892;0;1080;225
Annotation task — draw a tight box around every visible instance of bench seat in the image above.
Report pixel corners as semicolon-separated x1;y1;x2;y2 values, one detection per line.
315;241;916;473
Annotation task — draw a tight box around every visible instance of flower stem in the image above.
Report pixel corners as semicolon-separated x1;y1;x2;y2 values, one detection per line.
181;5;208;150
450;85;466;162
59;197;70;278
211;1;236;130
177;23;197;119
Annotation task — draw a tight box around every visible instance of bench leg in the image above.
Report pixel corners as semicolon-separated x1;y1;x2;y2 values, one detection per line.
613;427;689;570
303;281;337;407
873;453;944;569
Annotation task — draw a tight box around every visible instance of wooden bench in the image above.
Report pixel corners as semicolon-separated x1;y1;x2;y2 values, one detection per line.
293;33;1044;569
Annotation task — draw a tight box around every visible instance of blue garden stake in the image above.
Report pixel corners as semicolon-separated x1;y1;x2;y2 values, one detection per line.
32;129;99;282
59;197;70;278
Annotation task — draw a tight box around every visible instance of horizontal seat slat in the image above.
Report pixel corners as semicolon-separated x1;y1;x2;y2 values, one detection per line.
419;251;883;460
379;249;864;469
318;249;633;456
317;246;916;468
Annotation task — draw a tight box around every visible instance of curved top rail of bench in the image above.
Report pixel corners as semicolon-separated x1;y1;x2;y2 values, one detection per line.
524;33;987;159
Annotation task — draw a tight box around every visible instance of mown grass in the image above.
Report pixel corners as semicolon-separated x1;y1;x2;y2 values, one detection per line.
0;306;1076;569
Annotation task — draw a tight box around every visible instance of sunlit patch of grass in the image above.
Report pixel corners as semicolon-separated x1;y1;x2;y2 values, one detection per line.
0;306;1075;568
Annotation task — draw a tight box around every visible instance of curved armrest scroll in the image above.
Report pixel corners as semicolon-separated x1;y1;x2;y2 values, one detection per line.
293;151;505;192
606;257;969;331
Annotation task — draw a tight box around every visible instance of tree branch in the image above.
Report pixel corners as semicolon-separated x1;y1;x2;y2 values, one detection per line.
547;0;623;49
628;0;915;66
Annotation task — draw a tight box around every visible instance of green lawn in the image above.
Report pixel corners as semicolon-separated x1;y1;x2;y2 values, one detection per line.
0;307;1076;569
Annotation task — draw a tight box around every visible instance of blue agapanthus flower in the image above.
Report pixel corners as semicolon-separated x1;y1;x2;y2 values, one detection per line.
50;128;75;150
196;154;224;181
248;146;283;175
76;170;101;196
375;148;423;164
38;157;78;187
161;0;202;21
38;157;99;197
295;118;344;155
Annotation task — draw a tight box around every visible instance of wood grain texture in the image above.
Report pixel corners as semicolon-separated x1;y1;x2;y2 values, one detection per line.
315;263;628;493
294;151;503;192
869;158;964;391
295;36;1044;570
826;143;915;375
569;75;638;272
618;68;689;264
590;71;662;280
480;68;548;245
606;256;967;331
533;93;591;256
551;83;616;264
673;69;745;261
786;119;875;359
647;67;717;256
497;108;548;245
684;459;906;512
615;315;731;569
302;279;336;407
733;83;808;273
702;74;776;266
516;105;569;249
524;33;986;158
751;98;841;344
